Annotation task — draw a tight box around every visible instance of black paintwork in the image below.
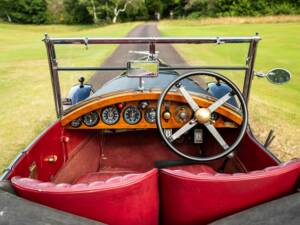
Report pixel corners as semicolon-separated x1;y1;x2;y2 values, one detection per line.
0;190;105;225
210;192;300;225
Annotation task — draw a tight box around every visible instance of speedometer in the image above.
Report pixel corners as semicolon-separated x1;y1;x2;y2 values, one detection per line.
145;108;156;123
101;106;120;125
82;111;100;127
123;106;141;125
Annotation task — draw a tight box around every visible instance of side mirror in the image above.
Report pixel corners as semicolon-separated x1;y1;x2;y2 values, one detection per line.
266;68;291;84
255;68;291;84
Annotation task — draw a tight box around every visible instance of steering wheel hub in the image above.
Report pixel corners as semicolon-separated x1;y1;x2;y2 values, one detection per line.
195;108;211;124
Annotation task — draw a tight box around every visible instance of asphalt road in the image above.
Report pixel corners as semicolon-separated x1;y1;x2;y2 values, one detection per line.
89;22;187;90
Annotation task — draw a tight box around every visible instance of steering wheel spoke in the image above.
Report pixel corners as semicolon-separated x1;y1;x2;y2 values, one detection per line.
204;123;229;150
169;119;198;142
177;83;200;112
208;92;234;113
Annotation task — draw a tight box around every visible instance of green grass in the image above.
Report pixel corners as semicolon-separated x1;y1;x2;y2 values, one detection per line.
0;22;139;172
158;19;300;161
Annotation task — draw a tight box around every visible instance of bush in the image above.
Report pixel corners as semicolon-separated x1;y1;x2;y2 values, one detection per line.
187;0;300;18
272;2;297;15
185;0;217;17
46;0;65;24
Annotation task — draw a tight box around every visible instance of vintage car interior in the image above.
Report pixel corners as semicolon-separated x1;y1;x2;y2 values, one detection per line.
2;37;299;225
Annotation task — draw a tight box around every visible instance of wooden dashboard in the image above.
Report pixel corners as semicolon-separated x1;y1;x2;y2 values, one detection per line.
61;91;242;129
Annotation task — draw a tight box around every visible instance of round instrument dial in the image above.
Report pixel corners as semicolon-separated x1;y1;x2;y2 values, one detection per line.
82;111;100;127
145;108;156;123
211;112;219;121
123;106;141;125
101;106;120;125
174;105;192;124
70;118;82;128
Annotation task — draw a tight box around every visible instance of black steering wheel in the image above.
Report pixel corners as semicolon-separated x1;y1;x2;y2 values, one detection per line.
156;71;248;162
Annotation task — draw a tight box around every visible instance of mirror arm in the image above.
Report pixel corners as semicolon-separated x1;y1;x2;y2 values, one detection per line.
255;71;267;78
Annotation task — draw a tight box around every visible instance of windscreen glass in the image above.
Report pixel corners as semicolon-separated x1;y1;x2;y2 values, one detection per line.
55;41;249;107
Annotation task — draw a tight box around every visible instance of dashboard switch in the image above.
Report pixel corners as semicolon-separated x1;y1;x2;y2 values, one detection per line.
163;111;171;120
164;129;172;138
194;129;203;144
139;101;149;110
117;103;124;109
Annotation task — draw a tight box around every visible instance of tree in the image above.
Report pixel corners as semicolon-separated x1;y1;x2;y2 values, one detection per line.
63;0;93;24
184;0;217;17
90;0;99;23
161;0;183;18
0;0;13;22
80;0;100;23
112;0;134;23
145;0;163;20
119;0;148;21
2;0;299;24
0;0;48;24
64;0;144;24
30;0;48;23
89;0;145;23
95;0;112;22
46;0;64;23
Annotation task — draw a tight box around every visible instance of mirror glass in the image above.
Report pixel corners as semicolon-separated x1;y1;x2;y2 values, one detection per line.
127;60;159;77
266;68;291;84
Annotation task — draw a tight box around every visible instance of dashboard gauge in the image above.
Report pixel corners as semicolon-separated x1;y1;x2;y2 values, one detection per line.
123;106;141;125
70;118;82;128
101;106;120;125
145;108;157;123
211;112;219;121
174;105;192;124
82;111;100;127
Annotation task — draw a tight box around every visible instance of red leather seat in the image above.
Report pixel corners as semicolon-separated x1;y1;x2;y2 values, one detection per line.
12;169;159;225
160;160;300;225
74;170;138;183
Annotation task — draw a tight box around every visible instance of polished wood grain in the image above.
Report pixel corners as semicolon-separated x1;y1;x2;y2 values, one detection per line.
61;91;242;129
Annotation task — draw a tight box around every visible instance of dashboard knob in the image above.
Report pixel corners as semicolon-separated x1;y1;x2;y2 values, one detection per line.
163;111;171;120
179;112;187;120
139;101;149;110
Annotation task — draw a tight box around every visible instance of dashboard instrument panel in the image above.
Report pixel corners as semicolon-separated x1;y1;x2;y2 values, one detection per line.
62;91;242;129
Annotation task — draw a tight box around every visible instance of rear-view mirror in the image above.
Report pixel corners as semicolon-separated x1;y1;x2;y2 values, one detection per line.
127;60;159;77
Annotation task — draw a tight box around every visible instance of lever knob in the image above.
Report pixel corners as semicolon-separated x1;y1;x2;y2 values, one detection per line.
79;77;85;88
179;112;187;120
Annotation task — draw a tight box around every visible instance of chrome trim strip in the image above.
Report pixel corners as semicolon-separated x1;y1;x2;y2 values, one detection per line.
46;36;261;45
57;66;248;72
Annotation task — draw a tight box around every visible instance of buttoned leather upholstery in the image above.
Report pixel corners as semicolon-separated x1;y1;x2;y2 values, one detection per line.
12;169;159;225
160;160;300;225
